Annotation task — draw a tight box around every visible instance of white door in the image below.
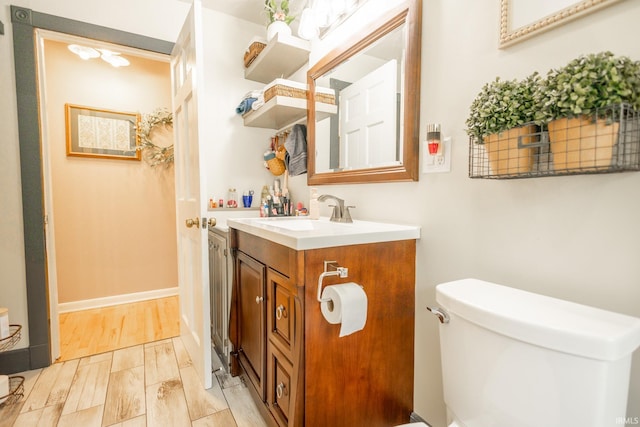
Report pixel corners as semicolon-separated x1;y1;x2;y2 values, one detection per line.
339;59;398;169
172;0;212;389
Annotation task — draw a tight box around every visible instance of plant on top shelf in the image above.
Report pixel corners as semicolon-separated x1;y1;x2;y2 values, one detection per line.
534;51;640;124
534;51;640;171
465;72;542;175
264;0;296;26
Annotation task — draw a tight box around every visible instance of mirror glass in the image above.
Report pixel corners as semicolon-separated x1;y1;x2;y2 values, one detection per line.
307;0;421;184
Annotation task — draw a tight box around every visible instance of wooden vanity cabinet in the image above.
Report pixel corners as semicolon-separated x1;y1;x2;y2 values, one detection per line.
229;228;415;427
235;251;267;400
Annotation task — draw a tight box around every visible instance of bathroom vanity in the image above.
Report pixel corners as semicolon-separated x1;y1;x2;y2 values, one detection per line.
228;217;420;427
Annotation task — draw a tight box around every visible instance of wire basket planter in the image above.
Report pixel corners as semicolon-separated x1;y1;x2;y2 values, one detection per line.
0;376;25;407
469;104;640;179
0;325;22;353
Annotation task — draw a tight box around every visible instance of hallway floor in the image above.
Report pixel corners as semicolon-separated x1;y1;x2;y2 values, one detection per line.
58;296;180;362
0;338;268;427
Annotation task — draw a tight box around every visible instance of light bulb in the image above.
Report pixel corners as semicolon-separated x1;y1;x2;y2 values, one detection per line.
68;44;100;60
298;7;319;40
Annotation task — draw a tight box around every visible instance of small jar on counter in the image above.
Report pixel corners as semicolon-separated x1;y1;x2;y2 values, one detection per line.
227;188;238;208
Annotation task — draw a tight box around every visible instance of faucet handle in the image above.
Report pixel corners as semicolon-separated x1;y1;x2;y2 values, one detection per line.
343;206;355;223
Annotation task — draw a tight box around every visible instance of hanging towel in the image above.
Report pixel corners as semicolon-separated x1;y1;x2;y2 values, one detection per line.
284;124;308;176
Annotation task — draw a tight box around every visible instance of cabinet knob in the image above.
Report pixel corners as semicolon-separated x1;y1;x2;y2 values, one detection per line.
276;382;288;399
276;304;287;320
255;296;264;304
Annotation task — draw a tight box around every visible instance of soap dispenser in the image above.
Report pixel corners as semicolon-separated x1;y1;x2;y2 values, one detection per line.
309;188;319;220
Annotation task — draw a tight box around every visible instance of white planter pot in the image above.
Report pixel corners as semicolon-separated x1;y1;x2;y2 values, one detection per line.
267;20;291;41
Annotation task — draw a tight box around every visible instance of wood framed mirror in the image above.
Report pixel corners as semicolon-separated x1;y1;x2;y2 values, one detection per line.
307;0;422;185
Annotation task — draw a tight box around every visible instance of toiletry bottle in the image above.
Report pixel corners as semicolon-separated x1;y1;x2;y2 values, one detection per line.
309;188;319;220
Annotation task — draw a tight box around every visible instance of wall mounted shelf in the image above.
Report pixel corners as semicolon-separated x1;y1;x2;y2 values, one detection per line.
243;96;336;130
244;33;310;84
469;104;640;179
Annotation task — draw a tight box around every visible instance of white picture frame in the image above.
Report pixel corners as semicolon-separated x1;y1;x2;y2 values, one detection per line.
499;0;623;48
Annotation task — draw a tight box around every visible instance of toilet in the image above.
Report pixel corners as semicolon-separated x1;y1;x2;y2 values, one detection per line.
414;278;640;427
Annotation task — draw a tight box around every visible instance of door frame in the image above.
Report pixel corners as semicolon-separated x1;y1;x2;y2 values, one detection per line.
3;5;173;373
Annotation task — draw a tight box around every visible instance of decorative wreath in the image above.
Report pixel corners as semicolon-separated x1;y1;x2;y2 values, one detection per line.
137;108;174;167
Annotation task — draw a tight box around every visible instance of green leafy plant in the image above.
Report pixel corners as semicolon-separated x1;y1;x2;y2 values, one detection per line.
264;0;295;26
534;51;640;123
466;72;542;143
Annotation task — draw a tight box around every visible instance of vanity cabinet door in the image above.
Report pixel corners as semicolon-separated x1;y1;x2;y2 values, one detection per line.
267;343;294;427
267;269;295;357
236;251;267;400
209;230;229;368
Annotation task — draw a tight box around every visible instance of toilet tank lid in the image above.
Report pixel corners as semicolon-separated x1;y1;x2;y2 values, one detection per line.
436;279;640;361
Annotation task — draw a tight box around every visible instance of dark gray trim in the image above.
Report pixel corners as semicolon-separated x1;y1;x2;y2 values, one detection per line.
0;5;173;375
0;19;4;35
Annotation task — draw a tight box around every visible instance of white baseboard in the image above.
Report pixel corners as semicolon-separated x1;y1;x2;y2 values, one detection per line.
58;287;179;313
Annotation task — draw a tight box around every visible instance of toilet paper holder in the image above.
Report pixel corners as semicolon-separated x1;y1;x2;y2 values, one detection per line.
317;260;349;303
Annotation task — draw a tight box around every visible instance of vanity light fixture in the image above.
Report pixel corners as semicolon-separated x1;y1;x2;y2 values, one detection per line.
298;0;366;40
298;5;319;40
67;44;130;67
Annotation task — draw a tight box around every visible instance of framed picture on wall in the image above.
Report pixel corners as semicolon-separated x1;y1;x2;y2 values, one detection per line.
65;104;141;160
499;0;623;47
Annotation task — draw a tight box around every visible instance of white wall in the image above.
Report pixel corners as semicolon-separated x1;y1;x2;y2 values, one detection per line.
296;0;640;425
200;7;274;202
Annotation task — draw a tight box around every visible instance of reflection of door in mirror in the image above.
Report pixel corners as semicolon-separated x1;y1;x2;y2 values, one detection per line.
307;0;421;185
314;23;405;173
339;59;398;170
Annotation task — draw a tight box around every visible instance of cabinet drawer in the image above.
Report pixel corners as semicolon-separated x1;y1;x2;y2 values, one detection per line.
235;230;296;278
267;269;295;356
267;344;293;427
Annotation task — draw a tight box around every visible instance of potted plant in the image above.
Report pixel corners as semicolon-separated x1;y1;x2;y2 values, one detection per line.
264;0;296;41
466;72;541;175
535;51;640;171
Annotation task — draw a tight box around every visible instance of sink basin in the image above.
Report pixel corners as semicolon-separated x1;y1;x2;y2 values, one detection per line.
254;218;316;231
227;216;420;250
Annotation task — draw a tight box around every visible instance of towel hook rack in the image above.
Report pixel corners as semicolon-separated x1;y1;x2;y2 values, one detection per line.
317;260;349;303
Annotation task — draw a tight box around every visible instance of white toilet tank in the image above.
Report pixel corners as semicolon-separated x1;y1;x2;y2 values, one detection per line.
433;279;640;427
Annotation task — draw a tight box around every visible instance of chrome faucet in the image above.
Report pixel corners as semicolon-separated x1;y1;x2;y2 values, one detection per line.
317;194;354;223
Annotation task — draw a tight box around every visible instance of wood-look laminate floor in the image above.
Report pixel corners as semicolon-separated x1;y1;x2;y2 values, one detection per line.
0;338;268;427
58;296;181;362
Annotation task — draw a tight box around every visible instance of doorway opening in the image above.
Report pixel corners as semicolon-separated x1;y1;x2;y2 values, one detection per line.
36;30;179;362
7;5;177;372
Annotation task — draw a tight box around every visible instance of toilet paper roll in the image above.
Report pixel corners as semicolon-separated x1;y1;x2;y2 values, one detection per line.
320;283;367;337
0;375;9;404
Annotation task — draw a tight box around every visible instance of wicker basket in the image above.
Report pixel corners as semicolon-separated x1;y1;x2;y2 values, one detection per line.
264;80;307;103
244;39;266;68
316;91;336;105
263;79;336;105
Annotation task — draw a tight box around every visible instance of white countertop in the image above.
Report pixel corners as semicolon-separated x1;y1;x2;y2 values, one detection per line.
227;216;421;250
